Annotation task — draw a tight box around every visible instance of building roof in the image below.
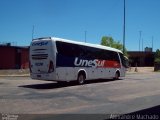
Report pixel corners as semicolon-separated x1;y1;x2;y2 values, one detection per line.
0;45;29;49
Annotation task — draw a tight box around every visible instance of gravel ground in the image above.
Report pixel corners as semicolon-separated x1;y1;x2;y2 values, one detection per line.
127;67;154;73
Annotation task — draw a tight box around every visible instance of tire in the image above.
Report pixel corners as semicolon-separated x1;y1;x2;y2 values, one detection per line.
114;72;119;80
77;74;85;85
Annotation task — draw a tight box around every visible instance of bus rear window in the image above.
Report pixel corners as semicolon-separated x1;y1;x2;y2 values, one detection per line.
32;54;48;60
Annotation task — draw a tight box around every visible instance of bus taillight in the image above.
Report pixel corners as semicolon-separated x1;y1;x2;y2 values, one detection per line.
48;60;54;73
29;61;32;73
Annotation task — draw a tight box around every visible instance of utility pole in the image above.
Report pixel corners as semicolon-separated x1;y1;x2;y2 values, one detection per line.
32;25;35;40
139;31;142;51
152;36;154;52
123;0;126;54
85;31;87;43
142;38;143;52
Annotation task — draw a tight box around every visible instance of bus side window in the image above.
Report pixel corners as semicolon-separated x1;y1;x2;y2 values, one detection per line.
113;52;120;63
76;45;85;58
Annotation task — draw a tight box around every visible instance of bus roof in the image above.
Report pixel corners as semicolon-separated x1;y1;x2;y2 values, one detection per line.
33;37;122;53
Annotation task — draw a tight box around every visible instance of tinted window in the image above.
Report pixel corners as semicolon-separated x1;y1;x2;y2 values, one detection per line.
119;53;127;67
84;46;100;59
96;49;120;62
111;52;120;62
56;41;85;57
56;41;120;62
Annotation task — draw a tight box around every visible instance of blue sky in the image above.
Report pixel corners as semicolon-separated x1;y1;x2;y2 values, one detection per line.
0;0;160;51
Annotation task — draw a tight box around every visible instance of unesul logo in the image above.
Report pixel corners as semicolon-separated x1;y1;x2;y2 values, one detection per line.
32;41;48;46
74;57;105;68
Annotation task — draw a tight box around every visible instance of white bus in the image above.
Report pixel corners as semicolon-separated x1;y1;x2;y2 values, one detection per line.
29;37;128;84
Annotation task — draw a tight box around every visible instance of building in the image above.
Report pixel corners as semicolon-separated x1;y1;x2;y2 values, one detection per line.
0;43;155;69
145;47;152;52
0;45;29;69
128;51;155;67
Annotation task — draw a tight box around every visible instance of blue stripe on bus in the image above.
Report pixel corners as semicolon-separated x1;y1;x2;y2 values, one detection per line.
56;54;121;68
56;54;75;67
56;54;93;67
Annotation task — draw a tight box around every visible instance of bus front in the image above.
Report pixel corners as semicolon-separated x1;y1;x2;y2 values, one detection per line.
29;37;56;80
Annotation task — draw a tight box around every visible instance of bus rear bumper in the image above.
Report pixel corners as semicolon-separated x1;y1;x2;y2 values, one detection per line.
30;73;55;81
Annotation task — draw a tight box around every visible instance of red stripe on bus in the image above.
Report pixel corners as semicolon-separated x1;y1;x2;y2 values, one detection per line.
97;60;121;68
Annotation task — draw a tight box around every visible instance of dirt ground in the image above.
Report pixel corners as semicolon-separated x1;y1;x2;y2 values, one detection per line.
0;69;30;76
127;67;154;73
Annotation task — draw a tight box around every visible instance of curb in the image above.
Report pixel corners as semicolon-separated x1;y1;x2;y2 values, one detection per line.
0;74;30;77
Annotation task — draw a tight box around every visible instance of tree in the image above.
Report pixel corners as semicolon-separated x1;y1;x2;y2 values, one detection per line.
155;49;160;63
101;36;128;56
154;49;160;71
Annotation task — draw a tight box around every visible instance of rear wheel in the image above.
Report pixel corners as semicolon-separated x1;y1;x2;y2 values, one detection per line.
114;72;119;80
77;74;85;85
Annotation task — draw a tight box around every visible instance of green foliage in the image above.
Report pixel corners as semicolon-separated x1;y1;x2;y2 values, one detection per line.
155;49;160;63
101;36;128;56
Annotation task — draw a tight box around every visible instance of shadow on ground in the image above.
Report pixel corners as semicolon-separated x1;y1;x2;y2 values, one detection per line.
19;79;122;90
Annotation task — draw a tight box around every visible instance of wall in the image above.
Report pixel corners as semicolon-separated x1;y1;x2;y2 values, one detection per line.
128;51;155;67
0;46;16;69
0;46;29;69
21;48;29;69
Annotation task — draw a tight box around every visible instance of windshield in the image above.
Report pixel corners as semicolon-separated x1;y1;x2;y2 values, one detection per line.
119;53;129;68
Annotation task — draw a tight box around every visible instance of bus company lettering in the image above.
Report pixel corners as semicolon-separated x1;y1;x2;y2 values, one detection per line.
74;57;105;68
32;41;48;46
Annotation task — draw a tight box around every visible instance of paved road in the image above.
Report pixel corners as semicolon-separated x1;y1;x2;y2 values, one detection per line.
0;72;160;119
